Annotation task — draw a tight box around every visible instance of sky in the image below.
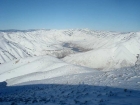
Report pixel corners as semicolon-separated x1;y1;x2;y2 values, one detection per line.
0;0;140;32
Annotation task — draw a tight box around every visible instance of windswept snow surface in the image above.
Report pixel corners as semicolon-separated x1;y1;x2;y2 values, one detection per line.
0;55;93;85
0;29;140;105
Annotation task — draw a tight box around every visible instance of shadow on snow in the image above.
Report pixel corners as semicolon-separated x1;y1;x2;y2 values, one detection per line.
0;82;140;105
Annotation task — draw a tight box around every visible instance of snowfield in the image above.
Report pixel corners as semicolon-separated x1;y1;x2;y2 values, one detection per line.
0;29;140;105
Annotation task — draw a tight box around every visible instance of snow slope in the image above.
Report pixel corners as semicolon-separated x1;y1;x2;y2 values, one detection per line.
0;55;93;85
63;45;137;70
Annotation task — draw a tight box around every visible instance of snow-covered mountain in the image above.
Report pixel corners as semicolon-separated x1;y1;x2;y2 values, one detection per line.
0;29;140;105
1;29;140;69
